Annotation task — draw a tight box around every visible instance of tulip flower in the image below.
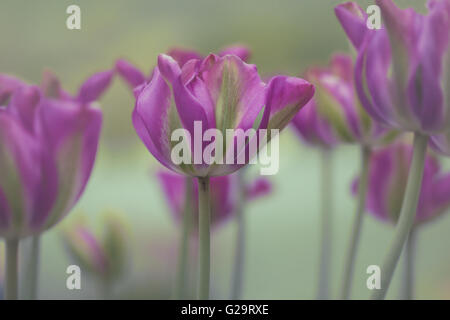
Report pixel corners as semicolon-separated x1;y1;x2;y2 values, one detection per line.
352;143;450;298
124;51;313;299
62;214;127;298
0;70;112;299
303;54;393;146
156;170;272;299
336;0;450;299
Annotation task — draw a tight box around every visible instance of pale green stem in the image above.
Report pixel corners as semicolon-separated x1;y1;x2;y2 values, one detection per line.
339;145;371;299
5;238;19;300
371;133;428;300
23;236;40;300
100;277;112;300
230;170;245;300
400;228;416;300
174;176;194;300
317;149;333;300
197;176;210;300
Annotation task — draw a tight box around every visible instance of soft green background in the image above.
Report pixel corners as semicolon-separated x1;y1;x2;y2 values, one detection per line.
1;0;449;299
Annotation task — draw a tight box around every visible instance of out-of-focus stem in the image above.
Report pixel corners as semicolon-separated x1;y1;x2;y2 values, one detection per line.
339;145;371;299
231;170;246;300
197;176;211;300
371;133;428;300
23;236;40;300
5;238;19;300
317;149;333;300
401;228;416;300
174;176;194;300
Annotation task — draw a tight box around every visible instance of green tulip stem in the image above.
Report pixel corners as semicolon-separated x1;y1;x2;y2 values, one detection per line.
401;227;416;300
317;148;333;300
230;170;246;300
339;145;371;299
197;176;211;300
29;236;41;300
23;235;41;300
371;133;428;300
5;238;19;300
174;176;194;300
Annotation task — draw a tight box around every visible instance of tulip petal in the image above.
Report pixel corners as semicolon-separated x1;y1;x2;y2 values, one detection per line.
197;54;266;135
264;76;315;132
429;173;450;220
77;70;114;104
290;99;337;148
245;177;272;201
115;59;146;88
36;101;102;229
219;45;251;62
156;171;186;221
430;131;450;156
41;71;71;100
167;48;203;67
0;113;40;237
334;2;368;49
158;54;211;144
9;85;41;133
0;74;26;105
134;68;185;173
408;0;450;132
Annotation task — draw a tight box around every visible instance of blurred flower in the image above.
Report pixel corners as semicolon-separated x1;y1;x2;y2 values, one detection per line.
335;0;450;151
131;52;314;177
352;143;450;225
301;53;394;146
62;214;127;282
156;171;272;230
115;45;251;90
0;70;112;238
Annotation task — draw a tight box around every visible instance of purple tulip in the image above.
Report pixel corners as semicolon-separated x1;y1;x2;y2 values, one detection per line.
115;45;251;90
0;70;112;238
62;215;127;281
352;143;450;225
156;171;272;230
131;52;314;177
335;0;450;148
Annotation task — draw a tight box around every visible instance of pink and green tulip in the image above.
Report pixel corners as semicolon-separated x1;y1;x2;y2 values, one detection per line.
336;0;450;299
131;53;314;177
335;0;450;146
0;70;112;300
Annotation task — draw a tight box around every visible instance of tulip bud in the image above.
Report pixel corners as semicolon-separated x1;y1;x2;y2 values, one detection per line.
62;214;127;282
